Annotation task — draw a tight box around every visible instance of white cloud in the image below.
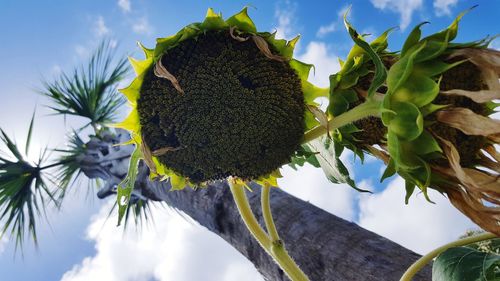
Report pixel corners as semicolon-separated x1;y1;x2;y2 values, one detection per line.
358;177;477;254
61;200;263;281
316;5;352;38
132;17;153;35
316;22;336;38
279;150;359;221
118;0;131;13
433;0;458;16
0;236;8;255
51;64;62;75
95;16;110;37
296;41;341;87
274;1;297;39
75;45;88;58
370;0;423;30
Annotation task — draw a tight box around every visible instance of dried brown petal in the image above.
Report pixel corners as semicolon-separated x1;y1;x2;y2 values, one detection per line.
440;89;500;103
140;138;157;175
307;105;330;138
152;146;181;156
154;56;185;94
479;152;500;173
446;187;500;235
484;145;500;162
436;107;500;140
229;26;249;42
450;48;500;93
437;136;500;234
251;35;287;62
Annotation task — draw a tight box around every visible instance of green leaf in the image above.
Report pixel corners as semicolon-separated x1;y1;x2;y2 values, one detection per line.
388;102;423;141
289;145;320;170
391;73;439;107
410;131;443;156
308;136;369;192
387;131;422;170
201;8;227;30
117;147;141;226
414;33;450;63
53;131;86;191
0;120;58;250
339;72;360;89
225;7;257;33
387;42;425;92
25;110;35;155
344;11;387;98
404;180;415;204
328;90;350;116
304;110;320;131
433;246;500;281
420;103;449;117
401;22;428;57
381;158;396;182
290;59;329;103
370;27;396;52
424;6;475;44
414;59;466;77
137;42;154;59
41;40;129;128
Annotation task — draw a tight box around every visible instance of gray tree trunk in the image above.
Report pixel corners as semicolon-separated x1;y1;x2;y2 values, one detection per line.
79;129;431;281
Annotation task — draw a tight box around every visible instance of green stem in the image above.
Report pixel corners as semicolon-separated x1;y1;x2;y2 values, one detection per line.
261;183;280;242
302;99;382;144
400;232;497;281
229;179;271;249
229;179;310;281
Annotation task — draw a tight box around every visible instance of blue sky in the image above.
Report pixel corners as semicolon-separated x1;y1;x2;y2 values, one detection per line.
0;0;499;280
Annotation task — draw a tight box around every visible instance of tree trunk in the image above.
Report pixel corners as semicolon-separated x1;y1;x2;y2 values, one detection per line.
80;129;431;281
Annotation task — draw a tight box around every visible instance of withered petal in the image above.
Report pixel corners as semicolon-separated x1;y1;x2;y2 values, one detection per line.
436;107;500;140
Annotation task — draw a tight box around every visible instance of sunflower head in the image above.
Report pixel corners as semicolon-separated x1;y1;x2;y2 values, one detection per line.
330;8;500;235
114;8;327;224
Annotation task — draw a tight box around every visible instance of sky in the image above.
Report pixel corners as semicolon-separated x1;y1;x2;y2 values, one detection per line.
0;0;499;280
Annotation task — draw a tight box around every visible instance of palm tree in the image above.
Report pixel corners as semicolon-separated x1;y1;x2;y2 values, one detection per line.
0;40;432;280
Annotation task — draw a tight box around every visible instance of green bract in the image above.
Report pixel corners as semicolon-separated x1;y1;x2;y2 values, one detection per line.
328;9;500;235
381;8;494;200
115;8;328;225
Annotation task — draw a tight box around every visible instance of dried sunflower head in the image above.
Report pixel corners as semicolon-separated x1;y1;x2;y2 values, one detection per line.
330;9;500;234
114;8;327;223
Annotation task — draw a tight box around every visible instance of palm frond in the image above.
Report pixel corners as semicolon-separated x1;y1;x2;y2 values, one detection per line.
123;198;154;230
52;131;86;193
0;115;58;249
105;197;154;231
41;40;129;129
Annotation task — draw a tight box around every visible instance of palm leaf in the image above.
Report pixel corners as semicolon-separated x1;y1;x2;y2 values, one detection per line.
52;131;86;193
0;115;59;249
41;40;129;129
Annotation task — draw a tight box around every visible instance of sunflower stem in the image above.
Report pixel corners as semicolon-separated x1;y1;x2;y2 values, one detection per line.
229;178;310;281
400;232;497;281
261;183;280;242
302;99;382;144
